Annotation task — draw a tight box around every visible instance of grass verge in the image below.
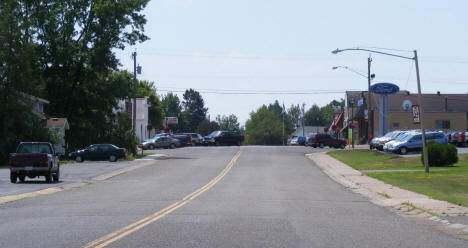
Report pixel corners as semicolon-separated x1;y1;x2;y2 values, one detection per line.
328;150;468;207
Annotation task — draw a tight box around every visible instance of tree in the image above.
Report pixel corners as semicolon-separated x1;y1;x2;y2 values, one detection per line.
0;0;51;163
287;104;302;129
196;120;220;136
216;114;240;132
245;105;284;145
135;80;164;131
182;89;208;132
161;92;182;132
304;104;324;126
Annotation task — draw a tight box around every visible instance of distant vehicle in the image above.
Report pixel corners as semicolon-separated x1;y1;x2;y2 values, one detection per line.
306;133;346;149
183;133;204;146
290;136;306;146
139;138;158;150
203;131;244;146
152;136;181;149
287;136;298;145
171;134;191;146
384;131;447;154
69;144;127;162
370;130;408;151
9;142;60;183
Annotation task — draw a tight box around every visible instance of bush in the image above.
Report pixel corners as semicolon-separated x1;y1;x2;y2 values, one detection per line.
421;140;458;167
123;129;139;156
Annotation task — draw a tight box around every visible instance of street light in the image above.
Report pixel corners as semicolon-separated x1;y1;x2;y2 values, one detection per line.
332;47;429;173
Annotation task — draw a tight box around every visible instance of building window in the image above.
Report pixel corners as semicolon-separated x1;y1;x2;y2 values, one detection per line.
392;122;400;128
435;120;450;129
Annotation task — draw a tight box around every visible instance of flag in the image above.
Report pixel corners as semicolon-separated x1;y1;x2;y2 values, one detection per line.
281;103;286;114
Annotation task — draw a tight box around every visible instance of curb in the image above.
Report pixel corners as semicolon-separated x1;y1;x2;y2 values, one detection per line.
306;152;468;240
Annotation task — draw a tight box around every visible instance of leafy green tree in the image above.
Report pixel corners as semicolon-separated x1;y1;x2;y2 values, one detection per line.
245;105;284;145
287;104;302;129
161;92;182;132
216;114;240;132
182;89;208;132
135;80;164;131
304;104;324;126
0;0;50;162
196;120;220;136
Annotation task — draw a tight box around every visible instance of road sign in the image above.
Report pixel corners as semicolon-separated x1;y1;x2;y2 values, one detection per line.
412;104;420;124
370;82;400;95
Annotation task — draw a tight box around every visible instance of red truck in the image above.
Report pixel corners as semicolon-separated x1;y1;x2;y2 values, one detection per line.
8;142;60;183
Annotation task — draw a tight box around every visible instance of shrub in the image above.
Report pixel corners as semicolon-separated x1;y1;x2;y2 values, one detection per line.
421;140;458;167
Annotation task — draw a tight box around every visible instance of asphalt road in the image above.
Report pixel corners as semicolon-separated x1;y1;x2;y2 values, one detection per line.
0;146;466;248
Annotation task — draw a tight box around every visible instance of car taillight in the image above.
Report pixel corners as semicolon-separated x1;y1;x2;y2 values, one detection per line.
460;133;465;141
43;156;49;164
123;149;126;154
8;156;12;165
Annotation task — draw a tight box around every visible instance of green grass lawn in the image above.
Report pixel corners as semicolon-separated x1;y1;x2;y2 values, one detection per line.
327;150;424;170
328;150;468;207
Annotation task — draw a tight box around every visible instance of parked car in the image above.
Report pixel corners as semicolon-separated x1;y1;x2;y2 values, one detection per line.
287;136;298;145
9;142;60;183
384;131;447;154
202;131;244;146
69;144;127;162
306;133;346;149
290;136;306;146
139;138;158;150
153;136;181;149
183;133;204;146
370;130;408;151
170;134;191;146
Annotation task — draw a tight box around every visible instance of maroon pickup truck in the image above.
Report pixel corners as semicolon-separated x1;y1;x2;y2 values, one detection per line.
9;142;60;183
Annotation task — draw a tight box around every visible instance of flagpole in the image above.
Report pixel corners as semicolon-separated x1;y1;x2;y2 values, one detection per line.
282;113;285;146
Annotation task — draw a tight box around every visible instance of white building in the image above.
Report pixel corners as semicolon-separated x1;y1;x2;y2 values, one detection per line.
117;97;149;142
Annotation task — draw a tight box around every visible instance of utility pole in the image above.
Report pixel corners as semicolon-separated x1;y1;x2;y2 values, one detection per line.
132;51;137;133
367;56;372;143
414;50;429;173
302;103;306;136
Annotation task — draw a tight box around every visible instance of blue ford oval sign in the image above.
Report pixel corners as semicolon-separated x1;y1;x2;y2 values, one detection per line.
371;82;400;95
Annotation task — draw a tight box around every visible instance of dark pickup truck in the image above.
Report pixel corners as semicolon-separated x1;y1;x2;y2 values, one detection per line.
9;142;60;183
203;131;244;146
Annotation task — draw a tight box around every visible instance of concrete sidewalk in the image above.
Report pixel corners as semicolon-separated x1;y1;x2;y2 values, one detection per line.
307;152;468;240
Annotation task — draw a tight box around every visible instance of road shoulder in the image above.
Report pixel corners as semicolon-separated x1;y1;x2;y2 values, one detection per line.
307;152;468;240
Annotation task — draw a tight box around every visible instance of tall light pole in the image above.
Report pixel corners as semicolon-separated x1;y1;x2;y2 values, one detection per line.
332;47;429;173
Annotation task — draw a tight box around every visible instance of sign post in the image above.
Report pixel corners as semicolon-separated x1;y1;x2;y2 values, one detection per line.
370;82;400;136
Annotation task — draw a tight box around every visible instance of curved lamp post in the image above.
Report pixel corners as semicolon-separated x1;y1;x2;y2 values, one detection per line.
332;47;429;173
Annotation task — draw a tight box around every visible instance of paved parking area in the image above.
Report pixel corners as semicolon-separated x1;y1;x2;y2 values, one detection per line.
0;155;165;197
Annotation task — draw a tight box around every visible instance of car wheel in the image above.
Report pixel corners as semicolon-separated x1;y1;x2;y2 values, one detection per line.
45;170;52;183
149;144;154;150
75;156;83;163
10;172;17;184
399;147;408;155
53;168;60;182
170;143;175;149
340;143;346;149
236;141;241;146
319;143;324;148
312;145;317;148
109;155;117;162
215;141;220;146
19;174;26;182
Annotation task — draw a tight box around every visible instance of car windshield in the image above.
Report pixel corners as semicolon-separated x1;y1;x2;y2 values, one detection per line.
208;131;222;137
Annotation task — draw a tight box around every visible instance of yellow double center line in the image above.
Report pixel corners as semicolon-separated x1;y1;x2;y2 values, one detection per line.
83;148;243;248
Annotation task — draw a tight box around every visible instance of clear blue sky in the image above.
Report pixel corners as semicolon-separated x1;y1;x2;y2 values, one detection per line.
115;0;468;125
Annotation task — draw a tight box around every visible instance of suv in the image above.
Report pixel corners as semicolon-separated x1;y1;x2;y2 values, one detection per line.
385;131;447;154
306;133;346;149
